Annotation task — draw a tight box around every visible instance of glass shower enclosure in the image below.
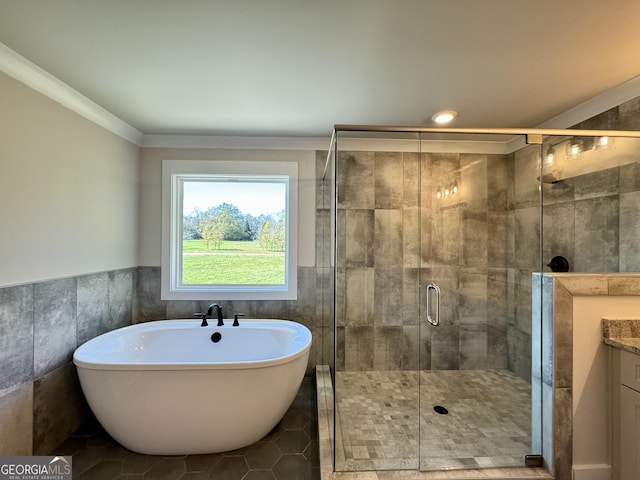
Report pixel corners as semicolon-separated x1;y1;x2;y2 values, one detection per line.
324;126;640;475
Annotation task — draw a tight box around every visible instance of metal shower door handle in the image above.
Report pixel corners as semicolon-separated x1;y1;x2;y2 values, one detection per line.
426;283;440;326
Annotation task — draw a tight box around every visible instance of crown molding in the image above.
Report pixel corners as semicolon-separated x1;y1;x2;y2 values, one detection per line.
141;134;331;150
537;75;640;129
0;42;143;145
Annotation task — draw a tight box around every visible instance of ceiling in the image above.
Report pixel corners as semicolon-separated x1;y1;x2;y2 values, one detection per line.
1;0;640;138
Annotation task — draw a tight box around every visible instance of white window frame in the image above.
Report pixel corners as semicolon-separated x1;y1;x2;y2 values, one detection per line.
161;160;298;300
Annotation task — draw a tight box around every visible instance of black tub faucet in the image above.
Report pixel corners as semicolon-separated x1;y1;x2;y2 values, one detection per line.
207;303;224;326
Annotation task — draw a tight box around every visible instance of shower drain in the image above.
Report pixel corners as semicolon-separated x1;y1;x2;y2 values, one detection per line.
433;405;449;415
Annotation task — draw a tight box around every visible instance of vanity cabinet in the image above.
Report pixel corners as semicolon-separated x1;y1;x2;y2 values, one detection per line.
614;349;640;480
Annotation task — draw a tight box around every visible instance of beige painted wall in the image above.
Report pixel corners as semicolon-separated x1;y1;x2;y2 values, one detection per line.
573;296;640;474
0;72;140;287
138;147;316;267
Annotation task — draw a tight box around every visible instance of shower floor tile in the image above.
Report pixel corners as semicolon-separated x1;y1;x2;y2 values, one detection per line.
335;369;531;471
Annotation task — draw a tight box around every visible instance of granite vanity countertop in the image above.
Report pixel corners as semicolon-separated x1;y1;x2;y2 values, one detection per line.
602;318;640;355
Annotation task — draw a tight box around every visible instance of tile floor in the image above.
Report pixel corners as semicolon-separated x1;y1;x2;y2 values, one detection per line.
51;377;320;480
335;369;531;471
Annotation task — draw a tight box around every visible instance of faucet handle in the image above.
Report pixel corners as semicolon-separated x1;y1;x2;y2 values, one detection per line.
194;312;208;327
233;313;245;327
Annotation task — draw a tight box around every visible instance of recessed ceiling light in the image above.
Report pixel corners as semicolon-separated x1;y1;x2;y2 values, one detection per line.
431;110;457;124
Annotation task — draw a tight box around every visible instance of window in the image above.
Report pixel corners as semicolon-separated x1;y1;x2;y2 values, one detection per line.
162;160;297;300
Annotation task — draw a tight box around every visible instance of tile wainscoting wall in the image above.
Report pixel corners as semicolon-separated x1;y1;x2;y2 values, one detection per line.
0;268;135;455
0;264;331;457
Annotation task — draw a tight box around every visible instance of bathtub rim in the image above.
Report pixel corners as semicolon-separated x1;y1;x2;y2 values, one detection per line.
73;318;312;371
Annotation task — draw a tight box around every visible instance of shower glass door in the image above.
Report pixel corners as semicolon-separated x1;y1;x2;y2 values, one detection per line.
332;128;543;473
418;132;543;471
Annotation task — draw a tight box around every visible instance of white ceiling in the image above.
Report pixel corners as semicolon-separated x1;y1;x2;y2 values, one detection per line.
1;0;640;138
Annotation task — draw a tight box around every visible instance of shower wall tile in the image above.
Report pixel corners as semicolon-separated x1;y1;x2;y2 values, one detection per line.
620;160;640;193
574;105;619;131
430;152;460;181
420;212;433;268
431;205;461;265
513;206;540;270
108;268;133;331
461;209;487;268
336;325;345;370
515;269;533;336
487;212;508;268
374;152;403;209
508;325;531;382
486;268;508;324
401;268;419;327
315;150;329;210
486;325;507;369
459;324;487;369
336;148;518;371
420;325;432;371
335;267;346;325
315;208;331;269
457;269;487;326
619;96;640;130
344;267;375;326
460;154;487;208
573;166;619;201
33;277;77;378
373;326;403;370
512;144;540;209
487;154;509;212
344;325;373;370
430;325;459;370
373;266;403;326
0;384;33;455
401;325;420;371
542;201;575;270
336;209;346;269
76;272;108;345
0;284;34;390
33;362;88;455
345;209;374;267
402;206;419;267
373;209;403;266
619;191;640;271
338;152;374;209
402;152;419;209
573;195;619;272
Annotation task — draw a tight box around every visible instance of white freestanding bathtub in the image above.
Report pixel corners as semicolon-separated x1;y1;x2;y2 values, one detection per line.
73;319;312;455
